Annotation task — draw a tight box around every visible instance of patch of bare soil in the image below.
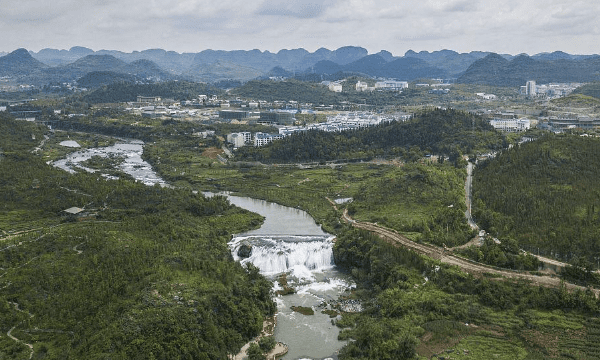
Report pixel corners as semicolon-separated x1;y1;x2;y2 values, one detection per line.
201;147;224;159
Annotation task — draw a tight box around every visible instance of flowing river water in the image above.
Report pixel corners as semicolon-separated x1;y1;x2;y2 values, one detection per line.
53;140;355;360
222;195;355;360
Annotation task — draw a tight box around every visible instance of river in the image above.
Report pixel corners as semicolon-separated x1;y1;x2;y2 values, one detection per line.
52;140;167;186
212;194;356;360
53;140;354;360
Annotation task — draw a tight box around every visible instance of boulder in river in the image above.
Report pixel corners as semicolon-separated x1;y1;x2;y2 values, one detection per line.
237;243;252;258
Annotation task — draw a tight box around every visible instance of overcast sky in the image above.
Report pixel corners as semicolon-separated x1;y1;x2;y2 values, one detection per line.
2;0;599;56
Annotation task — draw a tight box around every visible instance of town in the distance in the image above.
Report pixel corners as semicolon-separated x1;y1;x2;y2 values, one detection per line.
3;45;600;360
1;46;599;145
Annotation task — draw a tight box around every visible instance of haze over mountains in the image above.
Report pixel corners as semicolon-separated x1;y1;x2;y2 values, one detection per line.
1;45;600;87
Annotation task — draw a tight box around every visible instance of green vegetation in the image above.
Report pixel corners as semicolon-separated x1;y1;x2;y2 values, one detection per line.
573;82;600;99
247;343;265;360
290;306;315;316
145;140;473;244
232;79;337;104
472;134;600;265
332;228;600;359
458;237;540;270
322;309;339;318
79;81;223;103
235;109;507;164
348;162;473;247
275;274;295;295
5;86;600;359
0;116;275;359
232;79;528;111
40;131;117;162
243;336;276;360
258;336;276;353
550;93;600;109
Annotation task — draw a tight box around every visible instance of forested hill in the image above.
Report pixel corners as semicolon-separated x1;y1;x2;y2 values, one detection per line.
472;134;600;262
0;115;275;359
80;81;223;103
235;109;506;163
231;79;339;104
572;82;600;99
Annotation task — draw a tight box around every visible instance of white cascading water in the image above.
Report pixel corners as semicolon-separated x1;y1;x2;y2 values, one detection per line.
229;235;335;277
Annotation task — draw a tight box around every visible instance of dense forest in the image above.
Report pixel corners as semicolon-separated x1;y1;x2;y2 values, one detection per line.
0;115;275;359
231;78;440;106
232;79;366;104
78;81;223;104
235;109;507;163
572;82;600;99
333;228;600;359
347;162;474;247
472;134;600;263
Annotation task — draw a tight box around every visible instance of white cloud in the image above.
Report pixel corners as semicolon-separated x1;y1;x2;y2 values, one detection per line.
0;0;599;55
256;0;334;18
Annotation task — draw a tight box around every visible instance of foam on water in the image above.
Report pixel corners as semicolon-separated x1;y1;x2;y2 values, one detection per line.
52;141;166;186
229;235;335;276
296;278;354;294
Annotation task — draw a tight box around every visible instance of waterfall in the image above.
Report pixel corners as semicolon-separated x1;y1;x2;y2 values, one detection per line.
229;235;335;277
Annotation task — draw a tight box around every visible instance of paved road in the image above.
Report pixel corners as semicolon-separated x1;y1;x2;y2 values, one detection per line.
465;162;478;230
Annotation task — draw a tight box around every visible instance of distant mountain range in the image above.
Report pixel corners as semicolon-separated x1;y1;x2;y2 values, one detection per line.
1;46;600;87
457;53;600;86
0;48;48;77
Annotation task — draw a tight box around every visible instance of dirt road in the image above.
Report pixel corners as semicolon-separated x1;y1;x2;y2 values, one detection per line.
342;209;597;295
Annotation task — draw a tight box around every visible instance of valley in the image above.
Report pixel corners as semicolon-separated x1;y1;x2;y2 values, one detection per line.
2;48;600;359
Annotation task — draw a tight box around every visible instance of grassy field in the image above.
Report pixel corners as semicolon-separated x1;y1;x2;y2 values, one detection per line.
142;137;470;241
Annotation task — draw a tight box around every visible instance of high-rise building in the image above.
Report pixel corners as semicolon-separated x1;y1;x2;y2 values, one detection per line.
526;81;537;96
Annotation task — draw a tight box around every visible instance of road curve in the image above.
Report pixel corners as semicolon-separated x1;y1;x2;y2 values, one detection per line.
342;209;597;296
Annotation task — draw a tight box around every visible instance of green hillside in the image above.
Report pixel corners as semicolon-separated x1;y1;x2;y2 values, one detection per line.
0;116;274;359
550;93;600;108
472;134;600;262
80;81;222;103
235;108;507;163
572;82;600;99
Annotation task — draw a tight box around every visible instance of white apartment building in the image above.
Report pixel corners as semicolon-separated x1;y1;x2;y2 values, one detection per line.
254;132;284;147
476;93;497;100
328;83;343;92
227;132;252;148
375;80;408;90
489;118;531;132
526;81;537;96
355;81;374;92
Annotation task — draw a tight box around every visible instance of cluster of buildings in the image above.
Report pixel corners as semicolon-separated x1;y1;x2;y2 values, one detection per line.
429;88;451;95
227;111;410;148
476;93;497;100
278;112;402;136
482;109;600;133
127;95;223;119
322;80;408;93
356;80;409;92
218;110;296;125
226;131;284;147
545;115;600;131
489;118;531;132
520;81;582;98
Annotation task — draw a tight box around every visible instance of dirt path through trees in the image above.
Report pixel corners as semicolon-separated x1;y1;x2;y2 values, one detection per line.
342;209;598;296
7;302;34;359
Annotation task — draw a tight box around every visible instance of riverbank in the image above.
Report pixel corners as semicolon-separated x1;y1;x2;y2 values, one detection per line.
230;316;288;360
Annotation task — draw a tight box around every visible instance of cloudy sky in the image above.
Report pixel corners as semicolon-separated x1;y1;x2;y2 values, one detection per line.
2;0;599;56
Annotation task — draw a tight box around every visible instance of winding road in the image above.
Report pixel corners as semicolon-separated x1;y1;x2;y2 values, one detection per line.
343;209;596;295
7;302;34;359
